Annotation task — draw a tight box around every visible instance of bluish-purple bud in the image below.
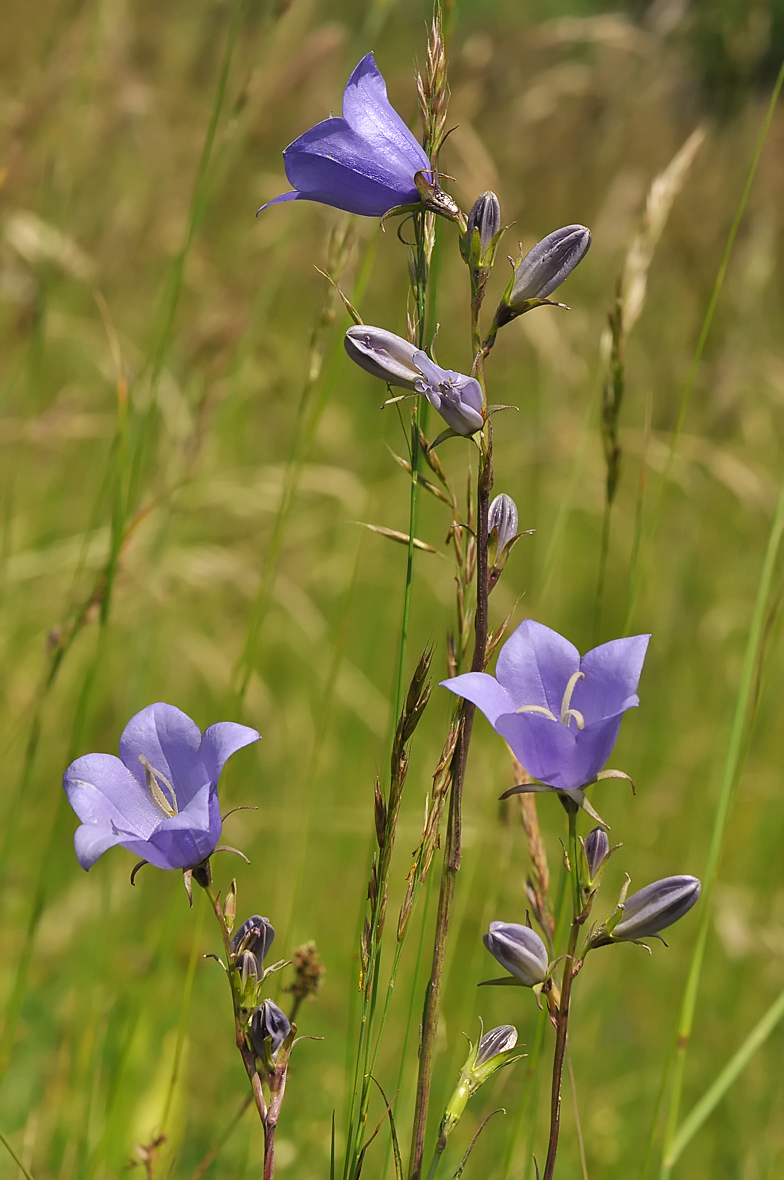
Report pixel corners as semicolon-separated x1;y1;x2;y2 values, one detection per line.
467;191;501;258
584;827;609;881
613;876;701;942
232;915;275;975
250;999;291;1060
495;225;591;329
344;325;420;390
483;921;549;987
488;494;518;553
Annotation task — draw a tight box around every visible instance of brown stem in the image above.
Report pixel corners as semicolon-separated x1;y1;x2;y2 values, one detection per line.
408;437;493;1180
263;1063;290;1180
542;922;581;1180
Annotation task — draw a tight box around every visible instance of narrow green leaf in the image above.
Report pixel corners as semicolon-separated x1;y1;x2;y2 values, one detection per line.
665;984;784;1167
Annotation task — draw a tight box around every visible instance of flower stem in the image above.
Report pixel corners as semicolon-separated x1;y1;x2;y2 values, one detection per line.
408;434;493;1180
203;878;268;1129
542;806;584;1180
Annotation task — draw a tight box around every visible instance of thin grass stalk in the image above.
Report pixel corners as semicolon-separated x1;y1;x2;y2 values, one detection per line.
625;58;784;633
232;218;362;710
160;894;207;1135
126;0;248;517
408;431;493;1180
664;982;784;1168
343;651;433;1180
0;1128;35;1180
655;467;784;1179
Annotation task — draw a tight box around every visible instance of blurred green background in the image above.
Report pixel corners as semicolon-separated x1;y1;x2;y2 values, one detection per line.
1;0;784;1176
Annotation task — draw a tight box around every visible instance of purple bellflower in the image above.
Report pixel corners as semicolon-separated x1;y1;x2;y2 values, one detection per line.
344;325;485;438
259;53;431;218
442;619;649;798
413;352;485;436
63;702;260;872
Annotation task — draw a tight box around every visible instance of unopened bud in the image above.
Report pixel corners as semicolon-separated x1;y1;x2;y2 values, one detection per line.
583;827;609;882
344;325;420;389
612;876;701;942
483;921;548;987
441;1024;521;1140
467;191;501;259
475;1023;518;1068
488;494;518;553
496;225;591;326
232;914;275;975
250;999;291;1061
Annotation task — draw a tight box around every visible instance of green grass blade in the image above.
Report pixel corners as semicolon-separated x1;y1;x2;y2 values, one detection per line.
664;983;784;1169
625;56;784;633
0;1127;36;1180
657;464;784;1179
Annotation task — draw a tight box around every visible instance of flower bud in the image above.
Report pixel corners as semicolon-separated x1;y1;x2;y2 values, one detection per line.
496;225;591;326
232;914;275;974
250;999;291;1061
441;1024;520;1140
475;1023;518;1068
467;191;501;259
612;875;701;942
344;325;420;389
483;921;549;987
583;827;609;882
488;494;518;554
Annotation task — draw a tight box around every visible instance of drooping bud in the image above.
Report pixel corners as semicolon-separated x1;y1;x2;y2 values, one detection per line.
488;494;518;554
466;191;501;260
482;921;549;987
495;225;591;328
583;827;610;882
440;1024;521;1141
231;915;275;976
611;876;701;942
250;999;291;1062
344;325;420;389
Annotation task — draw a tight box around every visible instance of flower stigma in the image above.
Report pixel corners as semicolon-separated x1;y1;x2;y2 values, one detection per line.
139;755;178;817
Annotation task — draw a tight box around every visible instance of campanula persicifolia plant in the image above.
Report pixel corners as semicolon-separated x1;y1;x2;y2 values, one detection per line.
60;8;703;1179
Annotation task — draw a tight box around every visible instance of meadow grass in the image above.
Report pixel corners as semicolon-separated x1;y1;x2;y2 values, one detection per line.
1;0;784;1177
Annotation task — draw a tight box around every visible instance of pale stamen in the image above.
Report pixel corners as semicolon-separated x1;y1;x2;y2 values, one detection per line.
139;755;178;817
514;670;587;730
516;704;558;721
560;671;585;728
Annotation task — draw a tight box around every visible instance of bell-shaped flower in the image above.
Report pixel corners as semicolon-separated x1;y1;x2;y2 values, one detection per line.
442;618;649;794
344;325;420;389
610;876;701;943
232;915;275;983
483;921;549;987
259;54;431;218
344;326;484;438
412;352;484;436
251;999;292;1061
63;703;260;871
